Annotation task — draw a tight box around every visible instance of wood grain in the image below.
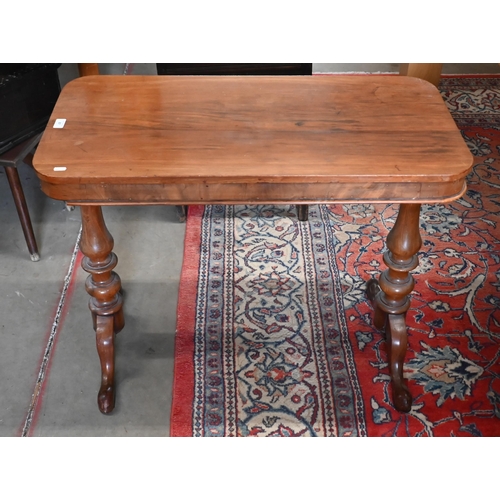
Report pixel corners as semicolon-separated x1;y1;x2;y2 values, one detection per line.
39;178;468;205
33;75;473;204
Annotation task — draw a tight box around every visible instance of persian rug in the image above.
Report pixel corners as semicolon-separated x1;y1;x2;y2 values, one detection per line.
171;76;500;436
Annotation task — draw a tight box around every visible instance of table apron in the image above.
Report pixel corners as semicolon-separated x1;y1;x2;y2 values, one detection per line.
40;179;467;205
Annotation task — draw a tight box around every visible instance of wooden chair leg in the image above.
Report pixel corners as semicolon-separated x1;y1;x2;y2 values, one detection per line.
4;166;39;261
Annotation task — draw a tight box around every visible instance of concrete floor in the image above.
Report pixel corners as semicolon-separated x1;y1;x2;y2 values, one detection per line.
1;63;499;437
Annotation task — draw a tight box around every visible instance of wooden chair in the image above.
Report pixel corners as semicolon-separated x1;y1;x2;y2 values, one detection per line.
0;133;42;261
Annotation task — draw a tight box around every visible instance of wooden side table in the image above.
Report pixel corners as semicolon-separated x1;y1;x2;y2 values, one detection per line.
32;75;473;414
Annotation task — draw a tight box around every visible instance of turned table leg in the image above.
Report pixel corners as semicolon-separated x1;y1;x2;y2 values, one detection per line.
367;203;422;412
79;206;124;414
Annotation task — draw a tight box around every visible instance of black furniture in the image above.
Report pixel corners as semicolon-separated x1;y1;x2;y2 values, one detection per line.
0;64;61;260
155;63;312;76
0;64;61;154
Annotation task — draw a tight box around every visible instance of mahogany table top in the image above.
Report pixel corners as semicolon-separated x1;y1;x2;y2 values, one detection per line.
33;75;473;205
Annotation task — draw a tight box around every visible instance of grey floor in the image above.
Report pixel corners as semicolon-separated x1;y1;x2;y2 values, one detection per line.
1;63;499;437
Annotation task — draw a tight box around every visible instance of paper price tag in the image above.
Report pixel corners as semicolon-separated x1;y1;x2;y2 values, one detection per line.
53;119;67;128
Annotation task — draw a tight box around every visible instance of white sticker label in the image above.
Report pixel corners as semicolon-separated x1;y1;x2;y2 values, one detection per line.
53;166;67;171
53;119;66;128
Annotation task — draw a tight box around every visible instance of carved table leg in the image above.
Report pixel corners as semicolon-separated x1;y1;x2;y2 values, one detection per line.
367;203;422;412
79;206;124;414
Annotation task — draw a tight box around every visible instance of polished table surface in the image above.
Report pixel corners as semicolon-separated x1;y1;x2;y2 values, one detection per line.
33;75;473;414
34;75;471;204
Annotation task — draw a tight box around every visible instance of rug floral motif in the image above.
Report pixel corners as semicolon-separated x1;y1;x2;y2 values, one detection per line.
171;76;500;436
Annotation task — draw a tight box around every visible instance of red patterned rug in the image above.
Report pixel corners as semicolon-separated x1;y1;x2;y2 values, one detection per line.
171;75;500;436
